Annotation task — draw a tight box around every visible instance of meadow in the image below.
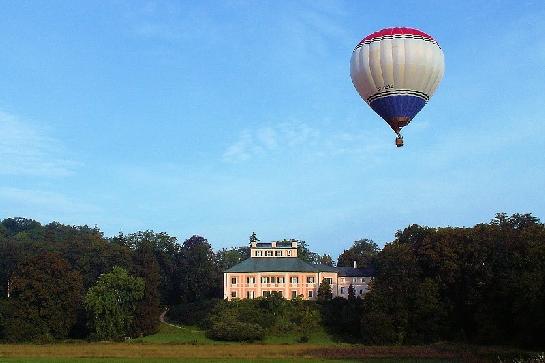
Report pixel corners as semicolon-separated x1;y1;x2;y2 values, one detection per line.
0;323;540;362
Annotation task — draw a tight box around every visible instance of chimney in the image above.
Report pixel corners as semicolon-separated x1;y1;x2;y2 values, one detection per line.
291;240;298;248
271;241;277;248
353;261;357;269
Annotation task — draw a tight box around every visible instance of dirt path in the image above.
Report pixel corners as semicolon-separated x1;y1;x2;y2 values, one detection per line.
159;307;182;329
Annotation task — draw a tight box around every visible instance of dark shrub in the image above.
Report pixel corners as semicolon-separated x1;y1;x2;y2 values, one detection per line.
166;299;221;328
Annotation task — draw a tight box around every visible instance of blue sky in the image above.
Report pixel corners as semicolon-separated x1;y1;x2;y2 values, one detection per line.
1;1;544;258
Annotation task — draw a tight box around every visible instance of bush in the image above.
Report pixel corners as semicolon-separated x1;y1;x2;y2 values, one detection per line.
204;295;321;342
206;307;264;341
166;299;221;328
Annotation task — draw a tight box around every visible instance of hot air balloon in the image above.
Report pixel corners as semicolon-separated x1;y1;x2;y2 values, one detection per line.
350;27;445;147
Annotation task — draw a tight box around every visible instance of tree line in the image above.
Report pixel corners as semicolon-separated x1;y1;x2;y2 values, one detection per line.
169;213;545;348
1;213;544;348
0;218;324;341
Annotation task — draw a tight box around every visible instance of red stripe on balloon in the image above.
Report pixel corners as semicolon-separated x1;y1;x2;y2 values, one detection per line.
360;27;435;43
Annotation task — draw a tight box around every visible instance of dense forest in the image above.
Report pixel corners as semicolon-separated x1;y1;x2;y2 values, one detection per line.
1;213;544;348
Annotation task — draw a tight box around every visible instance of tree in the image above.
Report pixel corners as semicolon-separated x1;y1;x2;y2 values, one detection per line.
337;238;379;268
179;236;219;302
317;279;333;301
85;266;144;340
347;284;356;300
3;253;83;341
130;241;161;337
216;246;250;271
296;240;320;264
319;254;334;266
249;232;260;244
112;230;180;306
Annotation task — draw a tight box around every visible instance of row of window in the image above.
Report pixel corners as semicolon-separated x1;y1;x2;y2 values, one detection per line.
231;276;333;285
340;277;368;283
230;290;315;299
253;250;293;257
339;287;366;295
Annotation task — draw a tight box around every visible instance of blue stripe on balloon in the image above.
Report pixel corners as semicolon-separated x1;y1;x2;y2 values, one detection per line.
369;95;426;122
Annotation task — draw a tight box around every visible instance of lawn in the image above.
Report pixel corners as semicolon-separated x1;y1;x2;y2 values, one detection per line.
0;324;539;362
136;323;215;344
137;322;338;345
0;359;453;363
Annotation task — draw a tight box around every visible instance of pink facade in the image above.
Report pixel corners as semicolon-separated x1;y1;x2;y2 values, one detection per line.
223;241;372;301
224;271;338;300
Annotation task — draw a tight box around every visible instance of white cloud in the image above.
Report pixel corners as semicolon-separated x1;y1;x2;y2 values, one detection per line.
222;120;388;163
0;111;77;177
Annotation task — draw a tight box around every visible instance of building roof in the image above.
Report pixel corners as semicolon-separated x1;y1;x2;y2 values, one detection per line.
336;266;375;277
310;263;338;273
225;257;336;273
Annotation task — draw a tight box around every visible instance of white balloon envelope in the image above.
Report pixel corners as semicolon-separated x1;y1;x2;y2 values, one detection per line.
350;27;445;147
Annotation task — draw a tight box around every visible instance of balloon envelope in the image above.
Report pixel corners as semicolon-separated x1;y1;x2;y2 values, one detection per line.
350;27;445;135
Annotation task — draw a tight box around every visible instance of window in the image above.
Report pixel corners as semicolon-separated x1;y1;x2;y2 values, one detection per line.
290;276;298;283
255;251;259;256
247;276;255;284
308;290;313;298
271;276;276;283
278;277;284;283
340;287;345;294
263;291;271;297
275;250;282;256
278;291;283;297
359;289;363;295
261;276;270;283
287;250;292;256
231;277;237;285
266;251;273;256
306;276;315;283
323;278;333;284
291;291;297;299
231;291;236;298
247;291;254;299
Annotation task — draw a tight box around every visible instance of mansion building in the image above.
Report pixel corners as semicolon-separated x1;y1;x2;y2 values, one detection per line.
224;241;374;300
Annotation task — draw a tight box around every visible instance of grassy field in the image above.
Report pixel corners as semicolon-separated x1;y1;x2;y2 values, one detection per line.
0;323;539;362
0;360;463;363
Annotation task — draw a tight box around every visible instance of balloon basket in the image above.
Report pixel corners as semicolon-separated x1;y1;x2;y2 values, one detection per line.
395;137;404;147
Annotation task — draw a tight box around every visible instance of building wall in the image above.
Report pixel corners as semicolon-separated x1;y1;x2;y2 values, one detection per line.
337;276;373;298
224;271;339;301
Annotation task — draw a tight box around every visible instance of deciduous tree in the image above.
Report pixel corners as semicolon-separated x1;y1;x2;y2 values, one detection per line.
85;266;144;340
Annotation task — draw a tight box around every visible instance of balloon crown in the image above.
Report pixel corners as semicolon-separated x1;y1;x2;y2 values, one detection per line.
356;27;440;49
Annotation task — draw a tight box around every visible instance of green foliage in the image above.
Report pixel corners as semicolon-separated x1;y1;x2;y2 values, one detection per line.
179;236;220;303
115;230;181;306
319;254;334;266
206;307;265;341
362;213;545;347
317;280;333;301
296;240;321;264
84;266;144;340
347;284;356;300
130;241;161;336
320;296;363;341
166;299;221;328
337;238;379;268
205;295;320;342
249;232;260;244
215;247;250;271
2;253;83;342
